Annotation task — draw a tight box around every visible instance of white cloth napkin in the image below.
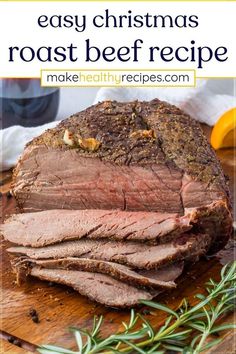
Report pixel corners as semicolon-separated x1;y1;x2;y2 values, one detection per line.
94;80;235;125
1;80;235;171
1;122;58;171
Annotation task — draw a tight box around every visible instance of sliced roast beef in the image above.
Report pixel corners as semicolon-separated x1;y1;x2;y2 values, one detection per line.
3;202;231;251
186;200;232;251
137;262;184;282
11;99;232;251
1;209;191;247
12;257;184;289
29;267;159;307
7;233;211;269
12;262;183;307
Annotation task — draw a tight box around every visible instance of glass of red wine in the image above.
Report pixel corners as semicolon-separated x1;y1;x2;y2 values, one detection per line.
0;79;60;129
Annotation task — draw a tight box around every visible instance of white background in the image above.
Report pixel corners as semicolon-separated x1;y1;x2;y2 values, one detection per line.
0;1;236;78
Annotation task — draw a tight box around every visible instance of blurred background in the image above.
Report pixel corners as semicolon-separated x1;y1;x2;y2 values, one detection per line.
0;78;234;128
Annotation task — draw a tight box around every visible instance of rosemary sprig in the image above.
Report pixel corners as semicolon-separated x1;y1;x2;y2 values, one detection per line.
38;261;236;354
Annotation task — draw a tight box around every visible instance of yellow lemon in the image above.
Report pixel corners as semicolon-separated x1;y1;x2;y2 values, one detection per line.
211;108;236;150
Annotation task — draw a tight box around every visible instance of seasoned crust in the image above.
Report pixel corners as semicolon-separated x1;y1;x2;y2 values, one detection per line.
18;99;229;199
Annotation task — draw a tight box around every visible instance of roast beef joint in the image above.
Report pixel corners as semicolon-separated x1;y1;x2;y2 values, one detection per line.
1;99;232;307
